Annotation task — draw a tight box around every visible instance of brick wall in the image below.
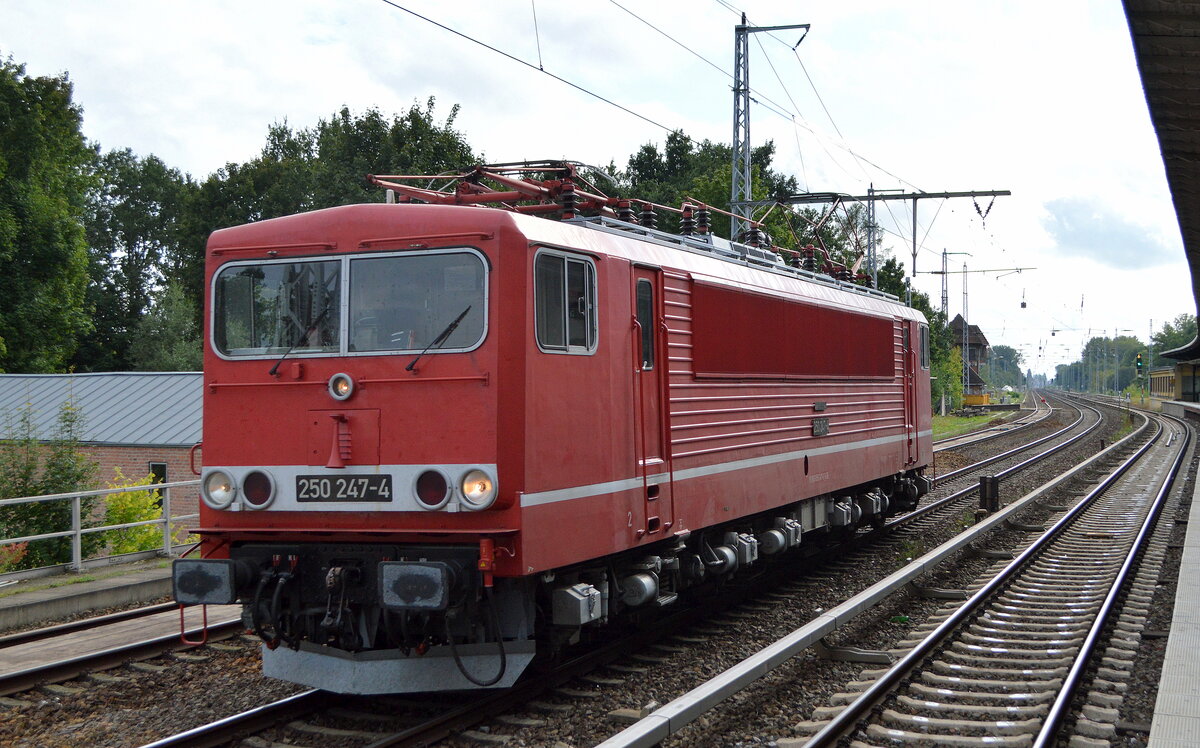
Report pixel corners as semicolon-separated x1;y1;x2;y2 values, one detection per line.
79;444;202;523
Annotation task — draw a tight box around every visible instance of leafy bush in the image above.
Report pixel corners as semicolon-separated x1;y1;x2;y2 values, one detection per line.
102;467;163;555
0;541;28;573
0;399;97;569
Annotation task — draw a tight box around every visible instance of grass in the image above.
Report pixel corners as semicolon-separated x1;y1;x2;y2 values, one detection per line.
1112;411;1138;440
932;413;998;440
0;558;172;599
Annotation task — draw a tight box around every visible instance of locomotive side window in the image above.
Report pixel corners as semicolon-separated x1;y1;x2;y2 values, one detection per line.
214;261;341;356
920;324;930;369
535;250;597;353
348;252;485;353
636;279;654;369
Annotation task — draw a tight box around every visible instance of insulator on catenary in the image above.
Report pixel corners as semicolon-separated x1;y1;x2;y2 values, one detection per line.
640;204;657;229
680;203;695;235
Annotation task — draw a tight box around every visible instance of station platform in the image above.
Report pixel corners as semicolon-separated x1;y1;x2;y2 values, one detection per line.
1149;439;1200;745
0;559;172;632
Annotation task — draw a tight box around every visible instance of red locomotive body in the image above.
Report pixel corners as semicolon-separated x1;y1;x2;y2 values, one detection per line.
174;186;932;693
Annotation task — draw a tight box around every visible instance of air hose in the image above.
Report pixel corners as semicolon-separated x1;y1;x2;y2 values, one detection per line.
445;587;507;687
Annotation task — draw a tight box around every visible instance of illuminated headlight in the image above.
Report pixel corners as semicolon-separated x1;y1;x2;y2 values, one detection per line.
241;470;275;509
459;469;497;510
202;470;237;509
328;373;354;401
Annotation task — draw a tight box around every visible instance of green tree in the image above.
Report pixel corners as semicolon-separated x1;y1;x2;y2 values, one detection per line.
876;255;955;411
987;345;1024;390
0;58;95;372
939;345;965;411
0;399;97;569
616;131;798;242
75;148;190;371
128;283;202;371
170;99;478;326
1152;313;1196;365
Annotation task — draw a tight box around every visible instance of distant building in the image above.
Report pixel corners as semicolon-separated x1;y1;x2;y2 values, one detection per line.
949;314;991;405
0;372;202;511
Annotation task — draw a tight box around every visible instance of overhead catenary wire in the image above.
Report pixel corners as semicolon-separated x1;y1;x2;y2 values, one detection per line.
530;0;544;70
382;0;972;275
378;0;678;135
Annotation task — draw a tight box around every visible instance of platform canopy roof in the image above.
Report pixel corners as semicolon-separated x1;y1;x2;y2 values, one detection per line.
1124;1;1200;359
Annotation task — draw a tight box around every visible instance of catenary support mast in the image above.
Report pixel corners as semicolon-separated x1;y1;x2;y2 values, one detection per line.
731;14;809;241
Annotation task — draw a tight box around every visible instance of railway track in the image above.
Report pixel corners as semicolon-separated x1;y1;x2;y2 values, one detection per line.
930;395;1092;490
593;396;1180;747
932;394;1052;453
124;394;1130;748
0;603;242;697
804;407;1188;746
0;601;179;648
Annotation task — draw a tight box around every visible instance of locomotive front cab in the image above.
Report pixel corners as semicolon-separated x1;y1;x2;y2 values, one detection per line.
176;209;535;692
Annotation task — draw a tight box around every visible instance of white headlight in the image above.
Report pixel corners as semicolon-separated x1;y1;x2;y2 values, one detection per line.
459;469;497;510
202;470;237;509
328;373;354;401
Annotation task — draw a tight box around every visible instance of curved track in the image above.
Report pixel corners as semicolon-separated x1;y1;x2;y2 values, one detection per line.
805;408;1188;745
594;395;1175;747
932;394;1052;453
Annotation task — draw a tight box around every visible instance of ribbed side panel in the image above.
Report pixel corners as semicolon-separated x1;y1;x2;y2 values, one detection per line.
664;274;907;465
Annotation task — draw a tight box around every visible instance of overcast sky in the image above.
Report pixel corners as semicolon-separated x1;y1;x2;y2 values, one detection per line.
2;0;1189;377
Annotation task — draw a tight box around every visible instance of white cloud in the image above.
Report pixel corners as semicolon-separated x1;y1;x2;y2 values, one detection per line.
1;0;1193;376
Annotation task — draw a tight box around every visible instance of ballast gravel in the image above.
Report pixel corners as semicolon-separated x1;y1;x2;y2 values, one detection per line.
1;400;1179;748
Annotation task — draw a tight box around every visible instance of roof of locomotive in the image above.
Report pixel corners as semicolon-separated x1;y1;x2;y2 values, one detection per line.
207;203;926;323
512;211;924;323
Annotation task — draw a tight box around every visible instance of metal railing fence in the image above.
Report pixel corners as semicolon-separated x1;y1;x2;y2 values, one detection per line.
0;479;200;576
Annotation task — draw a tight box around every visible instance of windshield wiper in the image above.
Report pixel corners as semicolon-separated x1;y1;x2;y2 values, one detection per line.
269;305;332;377
406;305;471;372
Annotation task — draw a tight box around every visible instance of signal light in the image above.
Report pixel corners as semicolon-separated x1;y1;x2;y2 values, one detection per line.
1136;353;1144;370
415;470;450;510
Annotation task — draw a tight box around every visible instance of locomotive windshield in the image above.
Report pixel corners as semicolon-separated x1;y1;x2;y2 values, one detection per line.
214;261;341;356
213;250;487;358
348;252;485;353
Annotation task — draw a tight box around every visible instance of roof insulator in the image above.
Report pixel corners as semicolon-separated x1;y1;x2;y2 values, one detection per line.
680;203;696;236
640;203;657;230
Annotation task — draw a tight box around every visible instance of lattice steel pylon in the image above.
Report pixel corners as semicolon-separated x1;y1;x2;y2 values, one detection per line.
731;14;752;241
730;15;809;242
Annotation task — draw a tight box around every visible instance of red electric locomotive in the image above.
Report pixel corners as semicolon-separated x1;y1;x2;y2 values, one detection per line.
173;164;932;693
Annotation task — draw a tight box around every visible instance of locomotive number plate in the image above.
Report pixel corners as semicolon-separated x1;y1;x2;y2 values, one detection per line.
296;475;394;502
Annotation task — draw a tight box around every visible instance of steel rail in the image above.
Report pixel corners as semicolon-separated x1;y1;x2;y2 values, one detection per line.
595;396;1148;747
0;618;243;697
932;392;1049;450
138;592;749;748
1033;412;1191;745
891;398;1116;530
138;689;327;748
802;413;1171;746
0;601;178;648
933;394;1087;485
